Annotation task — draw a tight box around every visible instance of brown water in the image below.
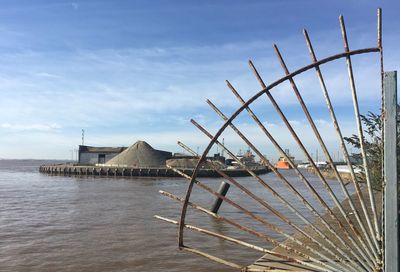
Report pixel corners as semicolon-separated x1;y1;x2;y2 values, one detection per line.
0;160;349;272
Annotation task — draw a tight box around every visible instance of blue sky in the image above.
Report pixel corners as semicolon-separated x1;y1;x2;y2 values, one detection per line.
0;0;398;160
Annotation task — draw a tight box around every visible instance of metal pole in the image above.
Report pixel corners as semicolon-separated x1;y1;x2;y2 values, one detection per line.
82;129;85;145
384;71;398;272
210;181;230;213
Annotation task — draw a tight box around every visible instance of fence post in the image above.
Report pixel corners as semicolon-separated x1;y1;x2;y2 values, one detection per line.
210;181;230;213
383;71;398;271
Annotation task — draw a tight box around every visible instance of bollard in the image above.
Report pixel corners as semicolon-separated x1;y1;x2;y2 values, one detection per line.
210;181;230;214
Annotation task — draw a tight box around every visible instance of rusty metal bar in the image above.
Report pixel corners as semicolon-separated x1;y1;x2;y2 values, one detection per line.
179;244;245;269
168;164;294;242
159;171;347;272
189;121;369;272
177;141;368;271
158;190;338;272
378;7;383;130
156;215;271;254
159;191;346;269
377;8;382;49
303;28;382;263
378;8;385;260
168;163;359;272
247;61;377;267
379;8;384;123
272;43;379;261
245;269;309;272
159;191;347;272
176;45;380;262
160;189;277;249
179;245;242;269
225;80;376;269
339;15;381;247
205;100;371;271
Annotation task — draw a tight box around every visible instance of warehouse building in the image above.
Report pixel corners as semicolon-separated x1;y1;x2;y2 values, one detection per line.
78;145;127;164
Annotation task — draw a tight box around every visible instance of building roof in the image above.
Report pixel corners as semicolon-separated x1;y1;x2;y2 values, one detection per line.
79;145;126;153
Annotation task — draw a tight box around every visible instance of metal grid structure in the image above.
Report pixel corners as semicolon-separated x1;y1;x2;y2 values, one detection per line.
155;9;398;271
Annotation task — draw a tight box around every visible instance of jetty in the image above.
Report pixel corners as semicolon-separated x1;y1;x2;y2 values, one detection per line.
39;164;268;177
39;141;270;178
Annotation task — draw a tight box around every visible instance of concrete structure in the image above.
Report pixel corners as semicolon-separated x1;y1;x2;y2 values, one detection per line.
41;141;270;178
78;145;126;164
39;163;269;178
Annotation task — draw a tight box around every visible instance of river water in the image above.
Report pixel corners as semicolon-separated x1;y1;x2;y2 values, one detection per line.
0;160;349;272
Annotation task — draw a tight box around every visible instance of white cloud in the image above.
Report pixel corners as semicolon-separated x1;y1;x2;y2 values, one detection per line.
0;40;387;128
0;21;397;159
0;122;62;131
34;72;61;78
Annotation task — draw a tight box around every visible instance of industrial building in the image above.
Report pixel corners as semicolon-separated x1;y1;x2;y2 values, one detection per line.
78;145;127;164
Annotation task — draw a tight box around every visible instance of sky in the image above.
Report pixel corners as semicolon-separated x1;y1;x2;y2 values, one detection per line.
0;0;399;161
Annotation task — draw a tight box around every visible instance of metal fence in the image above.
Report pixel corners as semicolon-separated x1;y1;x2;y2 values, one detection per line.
155;8;398;272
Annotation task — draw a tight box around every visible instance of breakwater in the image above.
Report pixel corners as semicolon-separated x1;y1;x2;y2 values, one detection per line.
39;163;269;178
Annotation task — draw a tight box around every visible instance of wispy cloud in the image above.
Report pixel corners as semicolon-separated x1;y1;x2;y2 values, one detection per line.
34;72;61;78
1;122;62;131
0;2;397;159
0;37;392;159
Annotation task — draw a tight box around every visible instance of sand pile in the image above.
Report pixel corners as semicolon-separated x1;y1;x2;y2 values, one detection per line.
105;141;172;167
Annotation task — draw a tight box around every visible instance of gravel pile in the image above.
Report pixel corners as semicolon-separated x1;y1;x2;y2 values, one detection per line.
105;141;172;167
